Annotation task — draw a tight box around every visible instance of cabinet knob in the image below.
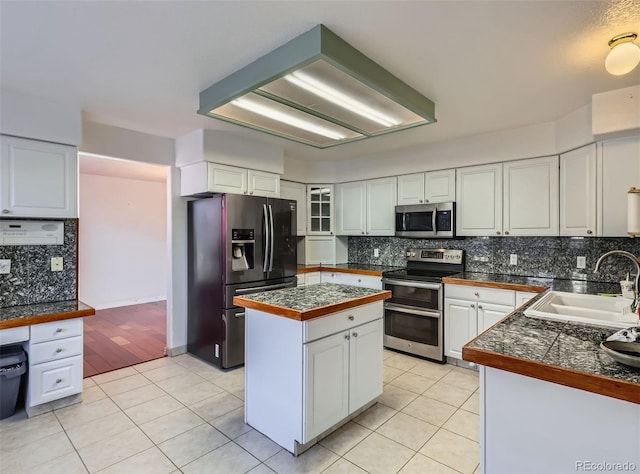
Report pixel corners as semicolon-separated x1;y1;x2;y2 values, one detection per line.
56;378;63;384
348;315;354;321
471;304;475;309
425;199;429;203
419;200;423;203
249;191;254;195
587;230;593;235
2;209;9;214
352;332;358;338
474;292;479;297
357;279;361;283
496;231;501;235
504;231;510;235
478;305;483;309
55;328;63;333
55;348;63;353
345;334;350;340
361;232;365;235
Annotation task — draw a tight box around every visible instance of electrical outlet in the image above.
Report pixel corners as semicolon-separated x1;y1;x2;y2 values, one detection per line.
0;259;11;274
51;256;63;272
577;256;586;269
510;254;518;265
373;248;380;258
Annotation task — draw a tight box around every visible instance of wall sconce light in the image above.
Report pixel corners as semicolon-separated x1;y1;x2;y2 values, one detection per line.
605;32;640;76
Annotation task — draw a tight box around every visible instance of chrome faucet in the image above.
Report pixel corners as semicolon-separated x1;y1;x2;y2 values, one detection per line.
593;250;640;314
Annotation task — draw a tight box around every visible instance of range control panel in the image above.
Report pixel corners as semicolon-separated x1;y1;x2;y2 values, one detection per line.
405;248;464;264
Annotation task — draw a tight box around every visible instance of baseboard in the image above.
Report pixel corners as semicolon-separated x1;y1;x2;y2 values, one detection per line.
89;296;166;310
166;345;187;357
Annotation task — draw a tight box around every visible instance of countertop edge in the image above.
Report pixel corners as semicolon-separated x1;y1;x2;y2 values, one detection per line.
297;266;387;277
462;344;640;405
0;305;96;330
234;290;391;321
442;276;548;293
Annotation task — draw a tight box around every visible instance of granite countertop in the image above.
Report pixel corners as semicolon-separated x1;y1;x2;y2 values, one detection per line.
460;277;639;404
297;263;403;276
233;283;391;321
0;300;96;329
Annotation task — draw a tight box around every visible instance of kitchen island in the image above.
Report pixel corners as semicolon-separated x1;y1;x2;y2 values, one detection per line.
458;275;640;474
233;283;390;455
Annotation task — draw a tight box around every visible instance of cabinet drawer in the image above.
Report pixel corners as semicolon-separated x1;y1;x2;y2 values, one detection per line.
30;318;83;343
304;302;382;343
28;355;82;406
0;326;29;345
445;284;515;306
28;336;83;364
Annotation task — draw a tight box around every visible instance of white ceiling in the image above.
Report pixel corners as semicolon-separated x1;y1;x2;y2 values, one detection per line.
1;1;640;164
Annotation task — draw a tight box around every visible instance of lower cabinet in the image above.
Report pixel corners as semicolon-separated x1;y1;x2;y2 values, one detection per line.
321;271;382;289
245;302;383;454
25;318;83;410
445;284;539;359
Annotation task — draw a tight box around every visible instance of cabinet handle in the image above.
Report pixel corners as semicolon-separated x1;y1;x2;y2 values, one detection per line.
361;232;365;235
587;230;593;235
474;292;479;297
345;334;350;340
2;209;9;214
249;191;254;195
496;231;501;235
55;328;63;333
504;231;510;235
357;279;361;283
425;199;429;203
56;378;63;384
352;332;358;337
471;304;475;309
348;315;354;321
55;348;63;353
419;200;423;203
478;305;483;309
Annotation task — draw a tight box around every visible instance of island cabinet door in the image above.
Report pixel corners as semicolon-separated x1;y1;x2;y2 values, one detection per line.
303;331;350;442
349;319;383;411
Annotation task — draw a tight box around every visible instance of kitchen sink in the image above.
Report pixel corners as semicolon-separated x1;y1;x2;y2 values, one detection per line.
524;291;638;329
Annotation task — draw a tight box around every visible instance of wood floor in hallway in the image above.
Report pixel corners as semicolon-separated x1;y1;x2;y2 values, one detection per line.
83;300;166;378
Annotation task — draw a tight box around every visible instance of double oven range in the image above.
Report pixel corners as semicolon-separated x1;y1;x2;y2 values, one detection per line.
382;249;464;363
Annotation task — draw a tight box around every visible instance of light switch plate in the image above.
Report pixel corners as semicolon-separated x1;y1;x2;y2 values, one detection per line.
577;256;586;269
510;254;518;265
51;256;63;272
0;259;10;274
373;248;380;258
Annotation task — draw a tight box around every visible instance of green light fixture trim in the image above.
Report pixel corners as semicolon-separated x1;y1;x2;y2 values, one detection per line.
198;25;436;148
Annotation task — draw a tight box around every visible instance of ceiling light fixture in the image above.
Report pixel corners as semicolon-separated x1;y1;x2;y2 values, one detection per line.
198;25;436;148
605;32;640;76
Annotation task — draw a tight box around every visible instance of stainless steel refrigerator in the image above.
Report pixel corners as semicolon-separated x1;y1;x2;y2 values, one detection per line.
187;194;297;368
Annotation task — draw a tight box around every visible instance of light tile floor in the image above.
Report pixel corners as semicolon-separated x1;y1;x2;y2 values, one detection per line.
0;350;480;474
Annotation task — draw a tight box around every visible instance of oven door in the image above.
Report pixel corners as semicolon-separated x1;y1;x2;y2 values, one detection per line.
383;303;443;361
382;278;442;311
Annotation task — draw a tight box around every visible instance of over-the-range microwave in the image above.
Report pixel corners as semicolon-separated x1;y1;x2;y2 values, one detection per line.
395;202;455;238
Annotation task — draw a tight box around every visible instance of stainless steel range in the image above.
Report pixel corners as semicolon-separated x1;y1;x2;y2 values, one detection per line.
381;248;464;363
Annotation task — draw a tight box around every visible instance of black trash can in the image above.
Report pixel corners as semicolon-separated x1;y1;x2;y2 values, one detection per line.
0;344;27;420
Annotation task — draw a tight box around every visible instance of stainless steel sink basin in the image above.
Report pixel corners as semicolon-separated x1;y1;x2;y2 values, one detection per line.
524;291;638;328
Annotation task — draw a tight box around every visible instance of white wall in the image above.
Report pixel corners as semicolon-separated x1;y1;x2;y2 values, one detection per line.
79;173;167;309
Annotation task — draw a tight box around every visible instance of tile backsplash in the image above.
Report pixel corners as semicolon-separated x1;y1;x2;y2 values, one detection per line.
0;219;77;308
348;236;640;283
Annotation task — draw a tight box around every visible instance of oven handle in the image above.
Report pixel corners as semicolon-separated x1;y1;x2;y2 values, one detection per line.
382;278;441;290
384;302;441;319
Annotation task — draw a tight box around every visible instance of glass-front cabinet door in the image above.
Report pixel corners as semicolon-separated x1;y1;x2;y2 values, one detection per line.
307;184;334;235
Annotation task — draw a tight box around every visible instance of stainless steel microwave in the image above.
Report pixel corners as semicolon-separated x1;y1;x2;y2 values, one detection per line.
395;202;455;238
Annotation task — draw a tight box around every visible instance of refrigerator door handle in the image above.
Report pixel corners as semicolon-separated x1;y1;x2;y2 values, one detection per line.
268;204;275;271
263;203;269;271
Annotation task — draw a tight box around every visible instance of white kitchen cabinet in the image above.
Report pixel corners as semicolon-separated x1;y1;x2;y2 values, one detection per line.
503;156;559;236
560;144;597;236
597;135;640;236
280;180;307;236
25;318;83;412
456;163;503;236
0;135;77;218
397;169;455;205
347;318;383;413
336;177;396;236
444;284;516;359
307;185;334;235
180;162;280;197
335;272;382;290
303;236;348;265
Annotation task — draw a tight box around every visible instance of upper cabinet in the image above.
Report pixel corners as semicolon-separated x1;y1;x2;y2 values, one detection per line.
457;157;559;237
456;163;503;236
560;144;596;236
336;177;397;236
397;169;455;205
598;136;640;237
280;180;306;236
307;184;334;235
0;135;78;218
503;156;559;236
180;162;280;197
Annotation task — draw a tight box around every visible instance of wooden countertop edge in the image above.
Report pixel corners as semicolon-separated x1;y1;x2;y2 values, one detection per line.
462;345;640;405
0;306;96;330
296;266;384;277
442;277;548;293
234;291;391;321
